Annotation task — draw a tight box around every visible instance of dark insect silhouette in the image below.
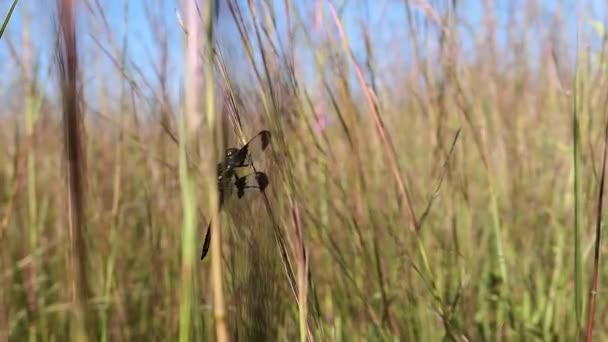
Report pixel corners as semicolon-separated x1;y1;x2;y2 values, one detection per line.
200;130;272;260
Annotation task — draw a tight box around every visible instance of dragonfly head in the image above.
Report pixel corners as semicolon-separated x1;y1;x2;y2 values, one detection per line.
225;148;239;164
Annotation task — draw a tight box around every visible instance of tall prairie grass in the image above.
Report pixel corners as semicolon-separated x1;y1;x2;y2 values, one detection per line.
2;0;608;341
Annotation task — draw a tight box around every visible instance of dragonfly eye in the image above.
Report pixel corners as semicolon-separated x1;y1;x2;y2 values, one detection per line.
226;148;238;156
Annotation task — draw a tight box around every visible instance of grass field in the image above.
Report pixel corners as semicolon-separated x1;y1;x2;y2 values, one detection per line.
2;0;608;341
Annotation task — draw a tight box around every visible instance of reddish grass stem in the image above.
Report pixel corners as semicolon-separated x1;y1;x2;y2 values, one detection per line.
584;87;608;342
326;1;418;233
57;0;92;339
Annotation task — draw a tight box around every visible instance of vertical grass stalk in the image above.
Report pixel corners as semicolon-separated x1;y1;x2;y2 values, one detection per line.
573;42;584;337
291;200;311;342
203;1;228;341
57;0;92;339
178;1;200;341
584;67;608;342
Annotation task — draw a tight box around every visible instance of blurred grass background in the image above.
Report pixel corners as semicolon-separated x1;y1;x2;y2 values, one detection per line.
2;0;608;340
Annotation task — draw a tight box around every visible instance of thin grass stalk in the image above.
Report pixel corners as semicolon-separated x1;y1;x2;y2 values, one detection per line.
584;79;608;342
487;174;507;333
23;7;37;244
0;130;30;239
178;0;201;341
22;7;43;337
271;21;389;324
0;2;23;241
326;1;417;233
57;0;92;339
227;0;300;313
291;199;312;342
290;3;357;154
100;2;129;339
214;48;245;140
412;129;462;338
446;45;509;335
0;0;18;40
246;0;278;122
177;49;198;342
226;0;269;118
317;6;370;233
202;1;229;341
573;38;584;337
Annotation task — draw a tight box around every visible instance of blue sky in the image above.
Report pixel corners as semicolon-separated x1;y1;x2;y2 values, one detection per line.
0;0;605;108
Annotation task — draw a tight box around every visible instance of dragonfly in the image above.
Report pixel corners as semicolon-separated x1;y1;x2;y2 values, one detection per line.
200;130;272;260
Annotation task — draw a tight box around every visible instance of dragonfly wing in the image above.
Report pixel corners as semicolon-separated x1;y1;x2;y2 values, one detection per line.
232;130;271;167
202;131;271;262
234;171;270;198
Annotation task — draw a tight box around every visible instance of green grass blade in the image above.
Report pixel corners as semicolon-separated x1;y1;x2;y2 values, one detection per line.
0;0;18;40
